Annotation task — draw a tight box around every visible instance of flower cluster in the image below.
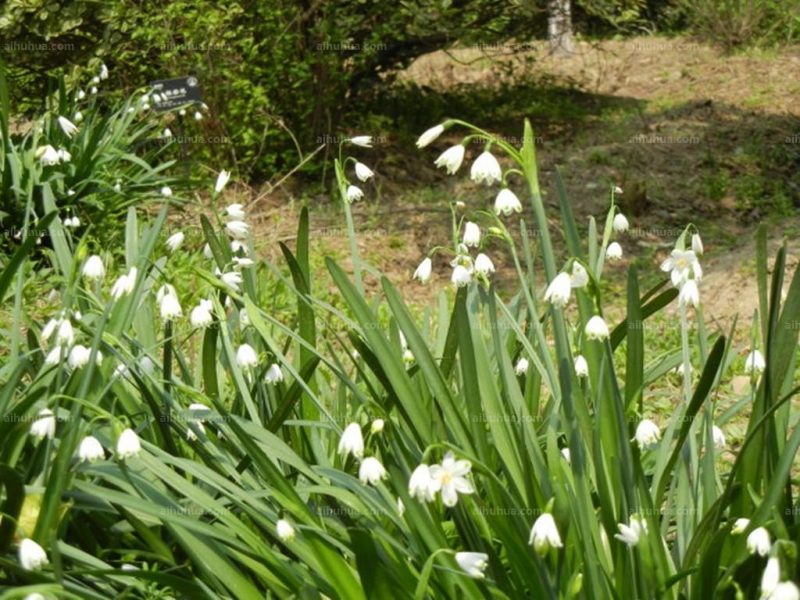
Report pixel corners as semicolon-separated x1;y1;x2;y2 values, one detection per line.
341;137;375;203
408;452;475;507
338;422;388;485
661;231;703;308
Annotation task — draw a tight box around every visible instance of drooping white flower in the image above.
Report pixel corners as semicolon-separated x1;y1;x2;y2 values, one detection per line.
731;518;750;534
215;170;232;194
455;552;489;578
78;436;105;462
160;186;173;197
349;136;373;147
561;448;571;463
409;464;440;502
494;188;523;216
162;128;172;139
18;538;48;571
397;497;405;516
165;232;185;253
338;423;364;459
41;317;60;342
434;145;466;174
359;457;387;485
661;249;701;287
226;220;250;239
746;527;771;556
771;582;800;600
712;425;726;449
470;151;502;185
634;419;660;449
574;355;589;377
615;515;647;547
186;415;207;441
159;293;182;321
276;519;295;541
585;316;610;341
463;222;481;247
515;357;529;375
403;349;415;363
79;254;105;281
116;428;141;459
429;451;474;507
190;300;214;328
346;185;364;203
236;343;258;368
761;557;780;598
413;257;432;284
233;256;254;270
110;267;137;300
606;242;623;260
692;233;704;255
221;271;243;292
745;350;766;375
44;346;63;365
98;63;109;80
474;253;495;275
56;319;74;347
679;279;700;307
451;265;473;287
569;261;588;288
416;124;444;148
77;89;86;100
544;273;572;308
68;345;91;368
57;116;79;138
57;148;72;163
38;144;60;166
354;162;374;182
370;419;385;434
89;86;98;95
529;513;563;555
225;203;245;220
265;363;283;384
193;111;202;121
231;240;248;255
30;409;56;440
613;213;629;233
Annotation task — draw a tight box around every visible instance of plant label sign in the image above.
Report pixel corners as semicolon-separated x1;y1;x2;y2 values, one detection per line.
150;76;202;111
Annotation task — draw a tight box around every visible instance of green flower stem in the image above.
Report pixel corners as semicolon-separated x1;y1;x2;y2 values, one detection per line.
334;157;363;295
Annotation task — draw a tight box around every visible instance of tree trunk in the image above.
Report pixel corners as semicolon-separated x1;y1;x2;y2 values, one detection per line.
548;0;573;57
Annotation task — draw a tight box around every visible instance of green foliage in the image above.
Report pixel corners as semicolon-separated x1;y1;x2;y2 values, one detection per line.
678;0;800;51
0;62;179;255
2;113;799;598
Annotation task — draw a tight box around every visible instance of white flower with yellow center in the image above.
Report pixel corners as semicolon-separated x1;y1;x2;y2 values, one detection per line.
661;249;701;287
429;452;474;507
